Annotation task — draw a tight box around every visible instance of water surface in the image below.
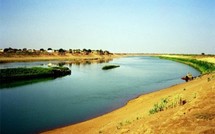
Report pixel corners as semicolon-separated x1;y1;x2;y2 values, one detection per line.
0;57;200;134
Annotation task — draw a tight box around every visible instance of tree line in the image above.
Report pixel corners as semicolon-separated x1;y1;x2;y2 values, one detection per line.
0;47;112;55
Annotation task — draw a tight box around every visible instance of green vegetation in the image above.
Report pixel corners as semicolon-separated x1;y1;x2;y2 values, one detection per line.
0;67;71;82
1;47;113;56
117;119;132;130
149;94;187;114
149;97;169;114
159;57;215;74
102;65;120;70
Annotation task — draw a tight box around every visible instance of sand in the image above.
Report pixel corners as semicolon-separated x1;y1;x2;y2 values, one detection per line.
43;73;215;134
0;53;123;63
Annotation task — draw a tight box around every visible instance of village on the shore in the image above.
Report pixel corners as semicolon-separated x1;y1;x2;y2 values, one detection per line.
0;47;113;56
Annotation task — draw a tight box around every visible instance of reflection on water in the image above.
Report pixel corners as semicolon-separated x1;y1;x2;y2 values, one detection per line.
67;58;113;66
0;77;56;89
0;78;55;89
0;58;113;69
46;59;113;67
0;59;113;89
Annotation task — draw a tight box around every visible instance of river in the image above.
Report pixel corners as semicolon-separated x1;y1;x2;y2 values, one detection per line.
0;56;200;134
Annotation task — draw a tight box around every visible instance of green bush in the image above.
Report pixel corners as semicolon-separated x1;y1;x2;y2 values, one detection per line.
102;65;120;70
149;97;169;114
149;95;186;114
0;67;71;82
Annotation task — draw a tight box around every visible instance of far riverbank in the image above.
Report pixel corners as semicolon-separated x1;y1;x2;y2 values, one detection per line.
0;53;124;63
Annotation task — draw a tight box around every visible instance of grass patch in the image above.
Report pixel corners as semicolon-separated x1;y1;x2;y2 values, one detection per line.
149;94;187;114
149;97;169;114
0;67;71;82
102;65;120;70
159;56;215;74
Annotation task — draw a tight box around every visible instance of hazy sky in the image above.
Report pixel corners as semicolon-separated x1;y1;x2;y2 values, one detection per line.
1;0;215;53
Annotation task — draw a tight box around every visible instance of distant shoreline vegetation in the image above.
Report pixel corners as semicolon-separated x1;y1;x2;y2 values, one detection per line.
0;47;113;56
159;56;215;74
0;67;71;82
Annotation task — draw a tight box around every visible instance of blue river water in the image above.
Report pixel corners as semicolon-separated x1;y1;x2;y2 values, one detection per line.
0;56;200;134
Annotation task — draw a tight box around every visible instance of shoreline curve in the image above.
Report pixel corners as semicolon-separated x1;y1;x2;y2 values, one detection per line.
42;71;215;133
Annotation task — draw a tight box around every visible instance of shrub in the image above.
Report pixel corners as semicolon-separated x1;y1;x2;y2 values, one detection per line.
149;97;169;114
149;95;186;114
102;65;120;70
0;67;71;82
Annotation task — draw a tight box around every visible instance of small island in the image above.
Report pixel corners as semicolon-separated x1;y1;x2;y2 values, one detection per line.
0;67;71;82
102;65;120;70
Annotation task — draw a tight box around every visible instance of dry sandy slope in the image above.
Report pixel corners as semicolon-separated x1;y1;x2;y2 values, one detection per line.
43;72;215;134
0;53;122;62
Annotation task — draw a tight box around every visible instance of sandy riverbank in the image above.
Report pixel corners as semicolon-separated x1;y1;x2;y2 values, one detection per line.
0;53;123;63
43;73;215;133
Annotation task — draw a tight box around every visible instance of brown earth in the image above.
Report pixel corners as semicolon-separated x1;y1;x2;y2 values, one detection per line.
0;53;123;63
43;72;215;134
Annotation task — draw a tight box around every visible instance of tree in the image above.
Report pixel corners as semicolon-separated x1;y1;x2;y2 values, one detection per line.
82;48;90;55
69;49;73;53
4;47;17;53
104;50;110;55
47;48;54;53
23;48;27;52
3;48;10;52
58;48;65;55
40;48;45;52
59;48;65;53
99;49;104;55
74;49;81;54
